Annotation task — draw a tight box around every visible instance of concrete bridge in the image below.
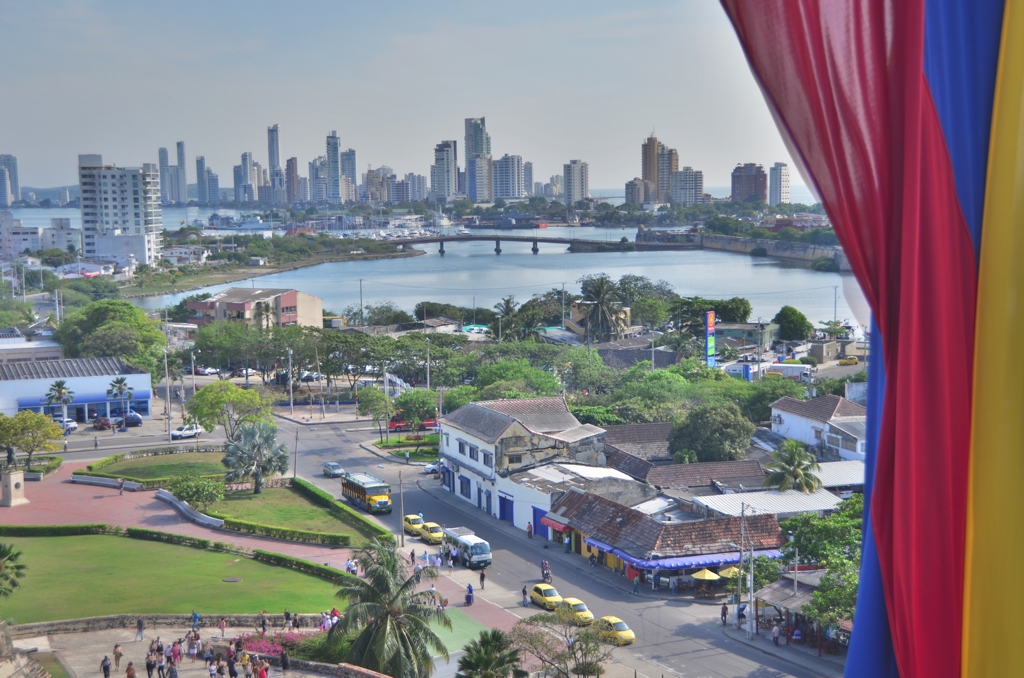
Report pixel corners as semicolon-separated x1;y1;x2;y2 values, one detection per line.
393;234;700;255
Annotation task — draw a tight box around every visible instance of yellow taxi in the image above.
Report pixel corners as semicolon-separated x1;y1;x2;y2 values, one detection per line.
596;616;635;645
838;356;859;366
556;597;594;626
530;583;563;610
419;522;444;544
403;514;424;535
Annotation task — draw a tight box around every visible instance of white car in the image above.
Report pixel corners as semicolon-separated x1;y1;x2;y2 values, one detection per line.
323;462;346;478
53;418;78;431
171;424;203;440
200;366;220;375
423;461;441;474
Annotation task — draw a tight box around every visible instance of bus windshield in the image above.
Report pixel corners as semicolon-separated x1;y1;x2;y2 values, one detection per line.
470;542;490;556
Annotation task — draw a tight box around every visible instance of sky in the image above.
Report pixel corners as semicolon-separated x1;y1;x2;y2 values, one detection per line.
2;0;811;194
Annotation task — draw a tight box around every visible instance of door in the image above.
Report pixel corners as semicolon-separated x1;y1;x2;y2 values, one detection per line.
477;487;482;510
498;496;513;521
532;506;549;540
484;490;492;516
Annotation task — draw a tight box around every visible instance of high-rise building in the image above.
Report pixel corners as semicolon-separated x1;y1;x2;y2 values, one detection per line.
206;170;220;205
405;174;428;202
285;158;299;204
77;154;162;265
252;161;265;202
493;154;525;200
365;166;389;204
769;162;790;205
641;135;659;197
545;175;563;198
309;157;327;203
341;176;356;203
624;178;648;205
270;168;286;205
0;168;10;207
236;153;256;203
464;118;491;162
176;142;187;196
467;155;493;203
430;140;458;200
326;131;342;204
297;177;309;203
670;167;704;206
340;149;357;189
563;160;589;204
0;156;20;203
534;181;545;196
657;143;678;202
158;148;170;203
523;162;533;196
267;124;280;171
731;163;768;202
195;156;208;204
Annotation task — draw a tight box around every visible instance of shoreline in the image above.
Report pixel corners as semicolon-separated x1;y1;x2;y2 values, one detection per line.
122;248;425;299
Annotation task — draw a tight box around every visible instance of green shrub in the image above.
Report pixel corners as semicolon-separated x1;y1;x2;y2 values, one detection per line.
0;524;109;537
799;356;818;366
290;478;393;544
294;631;354;663
87;453;126;472
251;550;346;582
73;469;225;490
207;514;350;546
125;527;211;550
782;359;803;364
811;256;840;272
28;456;63;475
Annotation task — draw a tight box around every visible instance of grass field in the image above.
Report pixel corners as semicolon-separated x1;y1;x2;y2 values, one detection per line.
33;655;71;678
434;607;492;653
209;488;369;545
101;452;226;479
0;536;340;624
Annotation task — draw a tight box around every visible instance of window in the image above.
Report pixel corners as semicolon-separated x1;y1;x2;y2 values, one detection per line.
458;441;466;456
444;434;449;448
483;452;493;468
469;446;479;461
507;454;522;465
459;477;471;498
814;429;823;440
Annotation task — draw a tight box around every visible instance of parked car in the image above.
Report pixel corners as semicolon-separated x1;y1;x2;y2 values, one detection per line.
418;522;444;544
233;368;258;377
113;412;143;428
171;424;203;440
53;418;78;431
423;460;441;474
200;366;220;375
92;417;113;430
300;371;323;382
556;598;594;626
323;462;346;478
403;514;424;535
596;616;635;645
530;584;562;610
838;356;860;366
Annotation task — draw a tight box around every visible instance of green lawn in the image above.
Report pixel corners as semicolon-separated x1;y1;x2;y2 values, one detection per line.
376;433;440;449
435;607;492;654
209;488;370;545
0;536;340;624
102;452;226;479
33;655;71;678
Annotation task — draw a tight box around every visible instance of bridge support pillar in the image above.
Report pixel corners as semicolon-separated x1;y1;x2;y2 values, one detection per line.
532;241;539;254
439;241;445;256
494;239;502;255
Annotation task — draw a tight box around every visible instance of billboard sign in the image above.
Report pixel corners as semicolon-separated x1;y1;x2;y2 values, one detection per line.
705;311;716;367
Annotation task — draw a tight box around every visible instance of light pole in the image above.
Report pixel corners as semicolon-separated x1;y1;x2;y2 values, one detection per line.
164;348;172;443
399;469;405;548
425;338;430;392
190;350;199;397
287;348;294;415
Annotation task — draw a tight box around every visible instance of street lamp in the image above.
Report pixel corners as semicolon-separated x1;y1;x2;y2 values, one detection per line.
190;349;200;396
164;348;172;443
287;348;294;415
425;338;431;392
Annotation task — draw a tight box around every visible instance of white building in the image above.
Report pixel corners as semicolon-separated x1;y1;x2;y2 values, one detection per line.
769;162;790;206
78;155;162;264
563;160;589;204
297;176;310;202
161;244;211;266
0;357;153;420
670;167;704;206
42;219;83;254
430;140;458;200
467;155;493;203
93;231;161;269
695;487;842;520
405;173;428;202
326;131;342;203
493;154;525;200
0;155;20;204
0;168;11;207
770;394;867;450
524;162;533;196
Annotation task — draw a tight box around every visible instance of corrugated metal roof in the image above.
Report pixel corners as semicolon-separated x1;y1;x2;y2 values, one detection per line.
0;357;143;381
814;461;865;487
695;488;842;516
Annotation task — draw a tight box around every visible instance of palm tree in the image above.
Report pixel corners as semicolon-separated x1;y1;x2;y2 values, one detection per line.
456;630;528;678
581;276;623;342
107;377;134;425
45;380;75;422
335;539;451;678
222;422;290;494
253;301;276;330
0;543;27;598
763;439;823;493
493;296;519;320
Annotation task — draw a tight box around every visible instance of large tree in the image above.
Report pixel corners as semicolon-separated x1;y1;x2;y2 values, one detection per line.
509;608;614;678
578;274;624;341
334;539;451;678
357;386;393;441
763;439;823;493
222;422;290;493
8;411;64;471
456;630;528;678
772;305;814;341
187;380;273;440
54;300;167;377
393;388;437;426
668;403;755;463
45;380;74;421
476;359;560;396
782;494;863;565
0;543;27;598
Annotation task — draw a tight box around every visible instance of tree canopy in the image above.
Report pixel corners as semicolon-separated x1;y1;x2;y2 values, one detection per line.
772;305;814;341
668;403;755;463
54;300;167;377
187;380;273;440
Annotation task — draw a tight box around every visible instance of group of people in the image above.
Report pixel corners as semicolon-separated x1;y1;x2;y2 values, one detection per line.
343;558;361;575
409;547;459;575
316;607;342;631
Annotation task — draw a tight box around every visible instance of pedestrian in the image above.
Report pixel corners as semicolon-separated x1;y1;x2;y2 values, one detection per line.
118;478;125;495
226;655;237;678
772;623;781;646
94;436;99;449
135;616;145;641
259;610;267;635
632;573;639;595
191;609;201;630
410;550;416;565
479;569;486;589
219;617;227;638
240;652;251;678
188;637;198;663
721;603;729;626
145;653;156;678
279;651;289;678
284;608;292;630
63;438;68;452
167;663;178;678
125;662;136;678
447;556;453;575
204;644;214;667
670;577;677;596
522;585;529;607
405;450;409;464
564;534;571;553
101;656;112;678
526;522;533;539
113;645;123;670
157;653;165;678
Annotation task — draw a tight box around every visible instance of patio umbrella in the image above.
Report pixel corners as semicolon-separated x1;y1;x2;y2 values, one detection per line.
718;566;740;578
692;568;721;581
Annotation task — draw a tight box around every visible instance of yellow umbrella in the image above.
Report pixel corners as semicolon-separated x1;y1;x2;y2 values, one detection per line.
718;566;741;578
692;568;721;581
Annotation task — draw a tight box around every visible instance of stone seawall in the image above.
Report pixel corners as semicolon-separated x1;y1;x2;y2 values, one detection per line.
701;234;851;271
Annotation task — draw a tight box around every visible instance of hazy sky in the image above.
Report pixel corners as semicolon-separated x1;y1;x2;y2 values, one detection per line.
3;0;808;192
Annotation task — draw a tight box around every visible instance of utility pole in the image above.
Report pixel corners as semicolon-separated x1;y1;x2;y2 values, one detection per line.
287;348;294;415
191;350;198;397
399;469;405;547
737;501;745;630
359;279;364;324
164;348;172;443
293;428;299;478
425;338;431;392
561;283;565;328
756;317;763;378
833;285;839;323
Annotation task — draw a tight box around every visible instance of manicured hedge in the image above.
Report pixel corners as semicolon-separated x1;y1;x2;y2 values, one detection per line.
251;550;347;582
86;446;226;472
28;456;63;475
206;514;350;546
125;527;211;550
291;478;393;544
0;523;110;537
87;453;127;472
72;469;225;490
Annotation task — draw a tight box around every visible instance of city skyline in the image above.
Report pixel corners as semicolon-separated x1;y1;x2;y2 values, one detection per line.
1;1;811;196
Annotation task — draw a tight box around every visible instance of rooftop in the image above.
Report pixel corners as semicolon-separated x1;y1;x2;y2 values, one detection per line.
604;447;654;480
754;570;827;612
770;394;867;422
646;460;765;489
829;416;867;440
509;462;634;495
814;460;865;487
601;422;673;461
695;488;843;517
206;288;295;304
0;357;145;381
477;397;580;434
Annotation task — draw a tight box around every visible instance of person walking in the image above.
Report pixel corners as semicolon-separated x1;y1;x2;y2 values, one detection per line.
118;478;125;495
526;522;533;539
219;617;227;638
63;438;68;453
258;610;267;635
125;661;136;678
479;569;486;589
632;574;639;595
410;550;416;565
279;651;289;678
166;663;178;678
522;585;529;607
145;653;156;678
94;436;99;449
226;655;237;678
101;656;112;678
772;623;781;646
721;603;729;626
190;609;201;630
447;556;453;575
157;652;165;678
113;645;123;670
135;616;145;642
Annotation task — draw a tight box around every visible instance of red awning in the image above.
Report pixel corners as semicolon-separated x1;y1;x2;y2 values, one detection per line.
541;516;570;533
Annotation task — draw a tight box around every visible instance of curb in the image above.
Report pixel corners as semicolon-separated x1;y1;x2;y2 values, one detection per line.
359;442;427;468
720;626;846;677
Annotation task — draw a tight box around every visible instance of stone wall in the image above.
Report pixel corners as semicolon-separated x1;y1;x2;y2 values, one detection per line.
7;615;320;640
0;623;50;678
701;234;852;271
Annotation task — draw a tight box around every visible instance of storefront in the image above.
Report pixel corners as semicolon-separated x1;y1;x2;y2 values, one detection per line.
0;358;153;421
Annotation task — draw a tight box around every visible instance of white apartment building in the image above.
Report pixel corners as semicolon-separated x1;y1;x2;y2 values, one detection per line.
0;156;20;204
405;173;428;202
563;160;589;204
431;140;458;200
670;166;704;206
769;162;790;206
0;168;11;207
467;155;493;203
493;154;525;200
326;131;342;203
78;154;162;265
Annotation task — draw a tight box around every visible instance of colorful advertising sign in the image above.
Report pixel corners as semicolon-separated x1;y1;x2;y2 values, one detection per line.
705;310;716;367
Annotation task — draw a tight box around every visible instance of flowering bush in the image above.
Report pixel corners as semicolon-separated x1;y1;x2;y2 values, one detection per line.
238;631;314;656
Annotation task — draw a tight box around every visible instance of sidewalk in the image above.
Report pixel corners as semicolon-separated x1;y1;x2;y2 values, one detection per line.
722;625;845;677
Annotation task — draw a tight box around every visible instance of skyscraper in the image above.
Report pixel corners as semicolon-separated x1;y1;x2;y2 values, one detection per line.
405;173;428;202
670;167;704;206
297;177;309;203
0;156;20;203
657;143;678;202
267;124;280;171
464;118;491;161
270;169;286;205
195;156;208;204
309;157;327;203
0;168;10;207
769;162;791;205
77;154;162;264
731;163;768;202
523;162;533;196
326;131;341;204
158;148;170;203
286;158;299;204
493;154;525;200
467;155;493;203
206;170;219;205
641;135;659;196
430;141;458;200
176;142;187;196
340;149;357;190
563;160;589;204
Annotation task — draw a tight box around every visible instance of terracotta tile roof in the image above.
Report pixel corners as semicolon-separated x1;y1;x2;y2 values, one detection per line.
642;513;784;557
605;447;654;480
477;397;580;433
646;460;765;489
770;394;866;422
601;423;673;445
440;403;516;444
